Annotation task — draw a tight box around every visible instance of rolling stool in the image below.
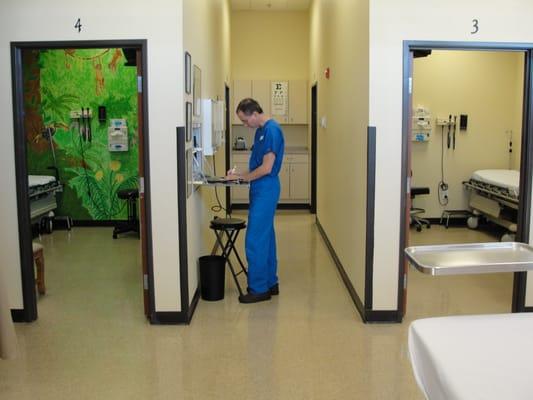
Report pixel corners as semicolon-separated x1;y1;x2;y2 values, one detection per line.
32;242;45;295
209;217;248;296
113;188;140;239
411;187;431;232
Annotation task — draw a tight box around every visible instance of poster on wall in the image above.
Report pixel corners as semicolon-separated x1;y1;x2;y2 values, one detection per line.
184;52;191;94
271;81;288;116
193;65;202;118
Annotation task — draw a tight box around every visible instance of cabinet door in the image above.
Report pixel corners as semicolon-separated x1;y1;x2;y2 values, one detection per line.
289;162;309;200
289;80;307;124
231;162;250;202
272;115;289;124
232;80;252;125
279;163;291;201
252;80;271;117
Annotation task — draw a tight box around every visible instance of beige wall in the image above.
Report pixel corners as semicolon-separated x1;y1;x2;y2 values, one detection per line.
0;0;184;312
309;0;369;301
370;0;533;310
231;10;309;80
412;51;524;218
183;0;232;301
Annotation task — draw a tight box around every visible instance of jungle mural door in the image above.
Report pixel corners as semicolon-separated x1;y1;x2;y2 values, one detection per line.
16;43;152;320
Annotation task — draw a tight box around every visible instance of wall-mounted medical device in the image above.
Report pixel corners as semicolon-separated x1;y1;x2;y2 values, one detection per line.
201;99;225;156
412;106;431;142
70;108;93;143
108;118;128;152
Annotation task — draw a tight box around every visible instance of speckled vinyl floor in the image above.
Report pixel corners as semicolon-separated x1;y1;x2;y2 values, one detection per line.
0;213;511;399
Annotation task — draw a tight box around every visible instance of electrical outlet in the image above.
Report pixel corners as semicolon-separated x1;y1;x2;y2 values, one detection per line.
439;182;449;204
440;189;448;204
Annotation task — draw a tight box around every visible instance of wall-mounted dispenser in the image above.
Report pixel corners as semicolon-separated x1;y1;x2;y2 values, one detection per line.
201;99;225;155
108;119;128;152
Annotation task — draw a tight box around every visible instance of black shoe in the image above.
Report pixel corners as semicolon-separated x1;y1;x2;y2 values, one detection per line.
269;283;279;295
239;291;271;304
247;284;279;296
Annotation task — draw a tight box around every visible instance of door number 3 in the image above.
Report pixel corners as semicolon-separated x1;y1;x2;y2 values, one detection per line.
471;19;479;34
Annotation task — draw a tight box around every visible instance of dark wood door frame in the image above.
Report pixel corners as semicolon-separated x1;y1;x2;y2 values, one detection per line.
311;83;318;214
400;41;533;317
10;40;155;322
225;83;231;214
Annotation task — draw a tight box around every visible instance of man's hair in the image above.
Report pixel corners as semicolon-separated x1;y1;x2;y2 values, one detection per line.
236;98;263;115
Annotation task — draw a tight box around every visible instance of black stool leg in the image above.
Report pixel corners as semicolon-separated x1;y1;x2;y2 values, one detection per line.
222;229;247;277
212;229;247;297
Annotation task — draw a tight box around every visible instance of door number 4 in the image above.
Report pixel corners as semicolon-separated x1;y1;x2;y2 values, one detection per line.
75;18;82;33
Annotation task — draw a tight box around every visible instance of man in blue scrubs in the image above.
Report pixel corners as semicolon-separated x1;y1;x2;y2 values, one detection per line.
226;98;285;303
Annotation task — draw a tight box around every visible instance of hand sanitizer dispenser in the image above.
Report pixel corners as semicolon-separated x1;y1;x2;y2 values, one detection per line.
108;119;128;152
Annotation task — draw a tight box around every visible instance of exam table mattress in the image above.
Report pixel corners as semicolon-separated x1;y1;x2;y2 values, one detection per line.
409;313;533;400
470;169;520;198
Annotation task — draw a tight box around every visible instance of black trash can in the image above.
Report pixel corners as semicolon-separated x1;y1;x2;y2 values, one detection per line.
199;255;226;301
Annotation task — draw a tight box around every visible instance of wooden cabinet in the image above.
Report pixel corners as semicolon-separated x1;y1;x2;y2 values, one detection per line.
288;80;307;124
232;80;271;125
230;152;309;205
230;154;249;201
289;162;309;200
232;79;307;125
252;80;271;117
280;153;309;202
279;164;291;200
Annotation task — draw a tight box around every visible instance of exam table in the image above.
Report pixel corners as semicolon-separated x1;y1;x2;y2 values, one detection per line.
463;169;519;241
29;175;62;233
405;242;533;400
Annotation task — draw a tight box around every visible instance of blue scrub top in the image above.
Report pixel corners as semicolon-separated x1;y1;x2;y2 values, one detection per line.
249;119;285;181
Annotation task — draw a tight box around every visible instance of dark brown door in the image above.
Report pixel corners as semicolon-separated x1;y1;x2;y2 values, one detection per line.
135;49;150;316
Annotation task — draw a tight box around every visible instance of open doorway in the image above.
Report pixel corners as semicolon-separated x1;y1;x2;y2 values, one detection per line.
11;41;154;322
400;42;533;319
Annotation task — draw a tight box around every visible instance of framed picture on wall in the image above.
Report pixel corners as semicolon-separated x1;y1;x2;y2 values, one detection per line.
193;65;202;117
186;101;192;142
184;52;191;94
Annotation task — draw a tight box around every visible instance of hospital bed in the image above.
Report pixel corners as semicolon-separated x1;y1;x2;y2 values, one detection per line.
28;175;63;233
463;169;519;241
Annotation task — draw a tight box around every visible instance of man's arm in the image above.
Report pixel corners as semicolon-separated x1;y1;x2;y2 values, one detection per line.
226;152;275;181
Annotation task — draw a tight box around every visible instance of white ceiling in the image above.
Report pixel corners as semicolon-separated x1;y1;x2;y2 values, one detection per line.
231;0;311;11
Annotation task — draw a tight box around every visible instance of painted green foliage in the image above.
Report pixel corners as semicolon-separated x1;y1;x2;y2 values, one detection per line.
26;49;139;220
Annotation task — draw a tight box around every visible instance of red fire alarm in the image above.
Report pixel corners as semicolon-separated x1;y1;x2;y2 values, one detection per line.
324;67;330;79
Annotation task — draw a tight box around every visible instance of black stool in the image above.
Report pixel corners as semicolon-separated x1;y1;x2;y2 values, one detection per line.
209;217;248;296
113;188;140;239
411;187;431;232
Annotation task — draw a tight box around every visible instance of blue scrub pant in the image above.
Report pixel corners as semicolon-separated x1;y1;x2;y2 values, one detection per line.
245;176;280;294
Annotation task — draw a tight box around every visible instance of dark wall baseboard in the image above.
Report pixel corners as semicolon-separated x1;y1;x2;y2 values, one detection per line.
11;309;26;322
365;310;402;323
316;217;402;324
315;218;366;321
72;220;120;227
151;288;200;325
